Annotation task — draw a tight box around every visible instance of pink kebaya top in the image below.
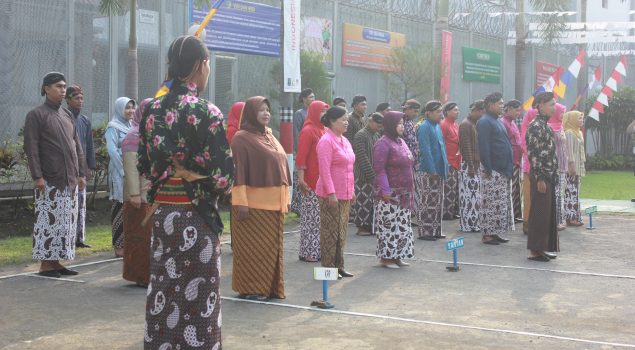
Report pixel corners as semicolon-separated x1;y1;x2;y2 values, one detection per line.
315;128;356;200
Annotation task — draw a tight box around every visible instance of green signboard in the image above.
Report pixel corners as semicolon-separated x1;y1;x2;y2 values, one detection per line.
462;47;501;83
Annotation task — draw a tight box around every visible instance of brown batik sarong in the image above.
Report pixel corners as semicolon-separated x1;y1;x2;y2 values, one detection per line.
319;198;351;269
123;202;153;285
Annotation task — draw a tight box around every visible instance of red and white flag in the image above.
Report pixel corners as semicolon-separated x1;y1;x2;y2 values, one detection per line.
588;56;627;121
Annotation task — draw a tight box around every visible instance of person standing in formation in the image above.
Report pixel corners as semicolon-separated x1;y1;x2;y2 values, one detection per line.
291;88;316;214
440;102;461;220
231;96;290;301
65;84;95;249
401;99;422;170
344;95;368;142
106;96;136;257
500;99;524;223
563;111;586;227
526;92;559;262
121;98;153;287
296;100;330;262
458;100;485;232
352;113;384;236
376;102;392;116
548;103;569;231
415;101;448;241
520;107;538;234
372;111;415;269
316;106;356;278
333;97;347;111
476;92;514;245
225;101;245;144
24;72;87;278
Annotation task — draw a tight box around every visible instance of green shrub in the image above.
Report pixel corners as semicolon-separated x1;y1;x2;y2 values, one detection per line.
585;154;634;171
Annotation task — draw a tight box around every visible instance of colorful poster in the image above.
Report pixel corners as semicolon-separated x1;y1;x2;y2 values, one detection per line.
462;47;501;83
283;0;301;93
341;23;406;72
535;61;560;88
190;0;281;57
301;16;333;67
439;30;453;103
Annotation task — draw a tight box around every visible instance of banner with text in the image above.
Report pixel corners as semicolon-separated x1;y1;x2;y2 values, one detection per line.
190;0;280;57
341;23;406;72
439;31;453;103
301;16;333;68
535;61;560;88
283;0;301;92
462;47;501;83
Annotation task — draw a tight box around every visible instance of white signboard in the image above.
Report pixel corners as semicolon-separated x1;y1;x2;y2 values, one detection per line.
313;267;338;281
283;0;301;92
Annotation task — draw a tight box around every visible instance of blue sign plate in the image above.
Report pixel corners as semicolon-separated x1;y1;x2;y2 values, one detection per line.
446;237;464;251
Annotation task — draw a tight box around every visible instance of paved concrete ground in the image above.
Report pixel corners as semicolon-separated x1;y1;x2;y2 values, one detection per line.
1;215;634;349
580;198;635;214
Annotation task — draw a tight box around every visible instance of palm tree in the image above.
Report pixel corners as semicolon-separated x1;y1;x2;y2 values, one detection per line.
514;0;569;101
99;0;212;101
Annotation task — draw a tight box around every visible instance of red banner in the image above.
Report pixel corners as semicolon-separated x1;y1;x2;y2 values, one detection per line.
535;61;560;88
439;30;452;103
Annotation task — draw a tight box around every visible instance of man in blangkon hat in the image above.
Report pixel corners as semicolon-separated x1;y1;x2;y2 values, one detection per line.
23;72;88;278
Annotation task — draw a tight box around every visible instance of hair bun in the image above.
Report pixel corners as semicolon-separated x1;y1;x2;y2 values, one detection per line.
320;114;329;126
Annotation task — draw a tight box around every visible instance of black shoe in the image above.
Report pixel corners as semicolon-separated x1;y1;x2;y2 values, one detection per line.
442;215;456;221
76;242;92;248
38;270;61;278
411;222;419;227
418;235;437;241
338;269;354;277
493;235;510;243
543;252;557;259
453;214;461;219
57;267;79;276
436;234;447;239
528;255;550;262
482;239;499;245
514;218;524;223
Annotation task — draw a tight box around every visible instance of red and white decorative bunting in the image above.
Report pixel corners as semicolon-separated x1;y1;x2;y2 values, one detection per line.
588;56;627;121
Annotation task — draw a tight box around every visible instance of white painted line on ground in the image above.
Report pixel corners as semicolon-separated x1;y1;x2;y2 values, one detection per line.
222;296;635;348
25;275;85;283
0;258;122;280
343;252;635;280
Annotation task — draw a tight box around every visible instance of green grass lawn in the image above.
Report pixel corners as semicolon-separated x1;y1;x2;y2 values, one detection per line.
580;171;635;200
0;211;299;267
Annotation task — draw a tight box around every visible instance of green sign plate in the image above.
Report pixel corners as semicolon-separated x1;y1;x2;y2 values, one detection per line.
462;47;501;83
584;206;598;215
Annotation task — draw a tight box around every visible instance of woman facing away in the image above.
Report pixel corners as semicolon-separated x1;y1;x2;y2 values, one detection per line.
106;96;136;257
230;96;291;301
138;35;233;349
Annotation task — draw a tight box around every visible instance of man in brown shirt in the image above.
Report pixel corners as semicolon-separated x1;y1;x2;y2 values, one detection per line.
23;72;87;278
458;100;485;232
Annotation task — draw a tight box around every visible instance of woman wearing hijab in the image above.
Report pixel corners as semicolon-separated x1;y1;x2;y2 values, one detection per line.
226;101;245;144
106;96;135;257
231;96;291;301
563;111;586;226
548;103;569;231
138;35;232;349
373;111;415;269
296;100;330;262
316;106;356;278
121;98;152;286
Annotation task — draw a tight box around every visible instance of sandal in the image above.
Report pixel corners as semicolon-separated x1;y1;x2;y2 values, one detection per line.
239;294;269;301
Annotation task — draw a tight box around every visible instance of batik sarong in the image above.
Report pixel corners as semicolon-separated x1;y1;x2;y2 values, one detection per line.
231;207;285;299
414;171;444;238
443;166;459;219
522;175;531;234
144;204;222;350
290;170;301;215
527;175;559;252
511;165;522;221
299;190;321;260
459;161;481;232
123;202;153;285
374;200;414;260
564;175;581;223
76;187;86;244
555;173;567;226
319;198;351;269
32;183;78;260
112;201;124;249
480;169;514;237
353;182;375;231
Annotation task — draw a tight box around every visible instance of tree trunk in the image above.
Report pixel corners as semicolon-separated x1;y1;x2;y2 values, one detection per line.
576;0;588;112
514;0;526;101
127;0;138;101
433;0;449;100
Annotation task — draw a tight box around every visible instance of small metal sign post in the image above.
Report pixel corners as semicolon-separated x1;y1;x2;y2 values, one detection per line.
585;206;598;230
310;267;338;309
445;237;464;272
